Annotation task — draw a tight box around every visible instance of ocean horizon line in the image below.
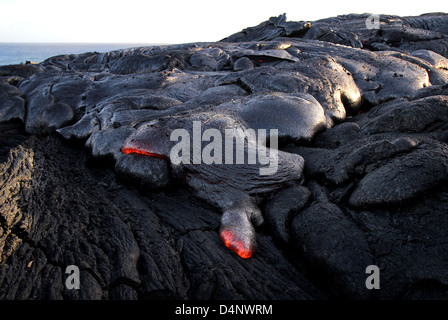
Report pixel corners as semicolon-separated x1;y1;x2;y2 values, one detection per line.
0;42;175;66
0;41;170;44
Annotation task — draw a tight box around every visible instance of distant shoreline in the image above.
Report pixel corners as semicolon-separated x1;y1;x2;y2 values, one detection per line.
0;42;168;66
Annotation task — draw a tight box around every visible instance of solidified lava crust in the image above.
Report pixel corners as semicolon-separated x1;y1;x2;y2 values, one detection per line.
1;12;448;299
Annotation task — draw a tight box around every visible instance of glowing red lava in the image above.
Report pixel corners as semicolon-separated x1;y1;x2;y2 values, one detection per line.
220;229;253;259
121;147;168;160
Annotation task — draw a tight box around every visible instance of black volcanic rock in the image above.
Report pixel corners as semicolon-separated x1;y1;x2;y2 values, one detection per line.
0;79;25;123
1;12;448;300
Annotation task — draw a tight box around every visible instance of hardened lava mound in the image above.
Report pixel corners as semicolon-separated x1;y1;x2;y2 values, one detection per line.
1;13;448;299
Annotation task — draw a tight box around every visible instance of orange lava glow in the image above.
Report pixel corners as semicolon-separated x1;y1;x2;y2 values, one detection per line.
121;147;168;159
220;229;253;259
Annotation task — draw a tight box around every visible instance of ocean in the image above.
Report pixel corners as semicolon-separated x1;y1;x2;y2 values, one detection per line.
0;43;161;66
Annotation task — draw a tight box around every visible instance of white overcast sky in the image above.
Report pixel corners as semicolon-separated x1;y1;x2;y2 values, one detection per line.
0;0;446;43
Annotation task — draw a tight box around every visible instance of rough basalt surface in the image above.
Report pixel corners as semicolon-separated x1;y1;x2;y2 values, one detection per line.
1;12;448;299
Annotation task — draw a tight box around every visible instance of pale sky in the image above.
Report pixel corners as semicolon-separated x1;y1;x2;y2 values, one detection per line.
0;0;446;43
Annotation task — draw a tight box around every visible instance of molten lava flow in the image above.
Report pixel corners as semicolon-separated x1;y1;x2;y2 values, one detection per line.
220;229;253;259
121;147;168;160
